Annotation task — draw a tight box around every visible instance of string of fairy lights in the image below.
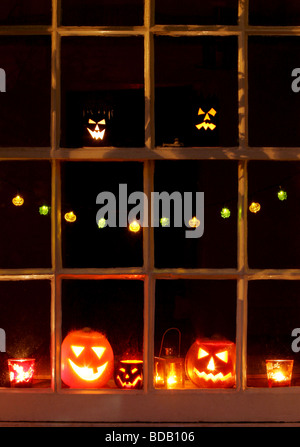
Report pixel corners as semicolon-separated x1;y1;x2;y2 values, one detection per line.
9;184;288;234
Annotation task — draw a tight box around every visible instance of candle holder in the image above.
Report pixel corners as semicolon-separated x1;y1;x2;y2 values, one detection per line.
7;358;35;387
154;328;185;389
265;359;294;387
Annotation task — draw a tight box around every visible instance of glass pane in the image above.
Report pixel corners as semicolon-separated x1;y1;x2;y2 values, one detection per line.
247;281;300;388
61;0;143;26
154;160;238;269
60;37;144;148
61;279;144;390
248;37;300;147
61;161;144;268
0;0;51;25
248;161;300;269
249;0;300;26
155;36;238;147
155;280;236;389
0;161;52;269
0;36;51;147
156;0;238;25
0;281;51;388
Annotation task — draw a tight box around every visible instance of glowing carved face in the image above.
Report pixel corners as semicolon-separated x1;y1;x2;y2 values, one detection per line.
61;328;114;388
114;359;143;389
87;118;106;140
196;107;217;131
185;340;236;388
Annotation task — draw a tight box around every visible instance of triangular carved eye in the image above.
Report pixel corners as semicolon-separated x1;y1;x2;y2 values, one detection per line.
131;368;138;374
98;119;106;125
198;108;205;115
88;119;96;124
208;108;217;116
216;350;228;363
71;346;84;357
198;348;209;359
92;347;105;359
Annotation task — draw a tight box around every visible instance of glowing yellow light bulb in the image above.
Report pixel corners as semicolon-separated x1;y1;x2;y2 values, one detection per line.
12;195;24;206
188;216;200;228
129;220;141;233
249;202;261;213
64;211;77;222
97;218;106;228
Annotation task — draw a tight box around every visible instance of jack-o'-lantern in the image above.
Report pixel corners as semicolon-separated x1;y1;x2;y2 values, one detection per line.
83;106;113;145
185;339;236;388
114;358;143;389
61;328;114;388
195;107;217;131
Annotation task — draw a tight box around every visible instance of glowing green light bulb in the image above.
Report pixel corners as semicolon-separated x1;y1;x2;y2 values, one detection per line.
160;217;170;227
277;189;287;201
39;205;50;216
221;207;231;219
97;217;107;228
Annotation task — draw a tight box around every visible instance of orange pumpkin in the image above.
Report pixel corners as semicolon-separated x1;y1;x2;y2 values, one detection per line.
185;339;236;388
61;328;114;388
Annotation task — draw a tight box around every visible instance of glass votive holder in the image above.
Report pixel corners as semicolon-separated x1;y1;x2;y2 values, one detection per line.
7;358;35;387
265;359;294;387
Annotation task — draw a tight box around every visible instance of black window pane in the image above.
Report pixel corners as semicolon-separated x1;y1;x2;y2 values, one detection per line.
248;37;300;147
0;37;51;147
247;281;300;388
61;162;143;268
155;37;238;147
0;281;51;388
61;279;144;389
61;0;143;26
156;0;238;25
155;280;236;389
249;0;300;26
0;161;52;269
154;161;238;269
248;161;300;269
60;37;144;148
0;0;51;25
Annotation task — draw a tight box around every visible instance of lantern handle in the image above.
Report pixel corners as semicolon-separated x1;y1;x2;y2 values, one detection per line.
159;327;181;358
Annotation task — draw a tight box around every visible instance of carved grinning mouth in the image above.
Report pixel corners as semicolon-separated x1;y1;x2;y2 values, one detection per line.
195;122;216;131
68;358;108;381
116;375;142;388
193;367;232;382
87;128;105;140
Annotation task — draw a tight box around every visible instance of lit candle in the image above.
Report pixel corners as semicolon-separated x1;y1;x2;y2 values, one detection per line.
265;359;294;387
7;358;35;387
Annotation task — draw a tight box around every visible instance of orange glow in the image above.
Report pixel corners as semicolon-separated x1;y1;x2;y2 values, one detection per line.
64;211;77;222
249;202;261;213
12;195;24;206
129;220;141;233
193;368;232;383
7;359;35;386
188;216;200;228
196;107;217;131
68;358;108;382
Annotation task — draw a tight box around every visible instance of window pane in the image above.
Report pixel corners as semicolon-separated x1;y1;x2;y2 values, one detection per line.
154;160;238;269
248;37;300;147
61;279;144;389
155;0;238;25
60;37;144;148
0;161;52;269
247;281;300;388
155;37;238;147
0;37;51;147
0;0;51;25
61;162;143;268
248;161;300;269
155;280;236;389
249;0;300;26
0;281;51;388
61;0;143;26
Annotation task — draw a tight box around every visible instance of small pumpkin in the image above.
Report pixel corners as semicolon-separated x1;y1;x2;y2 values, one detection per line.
61;328;114;388
114;357;143;389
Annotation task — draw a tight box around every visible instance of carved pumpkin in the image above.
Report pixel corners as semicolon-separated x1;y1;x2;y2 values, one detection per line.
61;328;114;388
195;107;217;131
83;106;113;145
114;358;143;389
185;339;236;388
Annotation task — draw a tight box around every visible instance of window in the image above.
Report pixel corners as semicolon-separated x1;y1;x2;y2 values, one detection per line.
1;0;300;424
